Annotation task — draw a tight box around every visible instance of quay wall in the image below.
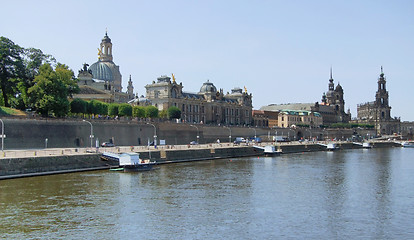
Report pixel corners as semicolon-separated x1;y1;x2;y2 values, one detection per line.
1;118;376;150
0;154;116;180
0;146;262;179
0;141;402;180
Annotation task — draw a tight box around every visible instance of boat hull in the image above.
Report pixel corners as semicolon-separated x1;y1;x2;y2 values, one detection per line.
122;164;155;172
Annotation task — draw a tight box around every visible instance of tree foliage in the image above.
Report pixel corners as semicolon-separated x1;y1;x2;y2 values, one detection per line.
108;103;119;116
132;106;146;118
70;98;87;114
0;36;55;109
0;37;25;107
27;63;79;117
145;105;159;118
87;100;107;115
167;106;181;119
118;103;132;117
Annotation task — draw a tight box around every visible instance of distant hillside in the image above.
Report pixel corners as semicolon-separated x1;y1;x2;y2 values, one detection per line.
0;107;27;116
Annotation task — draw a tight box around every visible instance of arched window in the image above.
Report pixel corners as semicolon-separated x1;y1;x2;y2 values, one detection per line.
171;88;177;98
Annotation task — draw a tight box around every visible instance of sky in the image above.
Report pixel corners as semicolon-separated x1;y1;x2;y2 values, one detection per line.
2;0;414;120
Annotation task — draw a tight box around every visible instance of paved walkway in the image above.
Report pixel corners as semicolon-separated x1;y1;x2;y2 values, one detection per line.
1;140;395;159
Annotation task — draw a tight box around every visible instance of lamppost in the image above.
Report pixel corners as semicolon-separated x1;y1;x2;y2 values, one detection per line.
0;119;4;151
190;124;200;143
83;120;93;148
224;126;231;143
147;123;157;148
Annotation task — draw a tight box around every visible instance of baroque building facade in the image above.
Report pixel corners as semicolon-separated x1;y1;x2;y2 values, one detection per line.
142;75;253;125
356;68;400;135
73;32;134;103
259;69;350;126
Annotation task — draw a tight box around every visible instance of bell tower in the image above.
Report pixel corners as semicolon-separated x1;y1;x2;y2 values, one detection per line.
99;31;113;62
375;66;391;120
127;75;134;100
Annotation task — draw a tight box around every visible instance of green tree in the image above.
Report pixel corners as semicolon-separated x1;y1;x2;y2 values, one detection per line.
70;98;87;114
100;102;108;115
145;105;159;118
108;103;119;116
118;103;132;117
159;109;168;119
132;106;145;118
88;100;107;115
14;48;55;110
167;106;181;119
0;37;25;107
27;63;79;117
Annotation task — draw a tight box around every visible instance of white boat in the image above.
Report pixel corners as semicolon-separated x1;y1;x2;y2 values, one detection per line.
401;142;414;148
326;143;339;151
362;142;372;149
102;152;156;172
253;145;281;156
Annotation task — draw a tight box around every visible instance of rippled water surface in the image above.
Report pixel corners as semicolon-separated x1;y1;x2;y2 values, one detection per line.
1;148;414;239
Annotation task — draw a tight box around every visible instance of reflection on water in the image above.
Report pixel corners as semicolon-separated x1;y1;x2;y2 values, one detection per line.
1;148;414;239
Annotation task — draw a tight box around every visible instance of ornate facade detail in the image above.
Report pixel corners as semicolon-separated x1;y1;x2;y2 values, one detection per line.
143;75;253;125
74;32;134;103
357;67;400;135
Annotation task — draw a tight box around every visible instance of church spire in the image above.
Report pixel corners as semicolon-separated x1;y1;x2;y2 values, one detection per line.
328;67;334;91
127;75;134;100
330;66;333;80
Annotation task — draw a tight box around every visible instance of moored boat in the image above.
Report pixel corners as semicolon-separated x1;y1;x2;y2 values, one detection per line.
326;143;339;151
401;142;414;148
102;152;156;172
362;142;372;149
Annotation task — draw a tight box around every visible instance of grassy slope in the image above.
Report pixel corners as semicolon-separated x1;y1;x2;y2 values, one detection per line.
0;107;27;116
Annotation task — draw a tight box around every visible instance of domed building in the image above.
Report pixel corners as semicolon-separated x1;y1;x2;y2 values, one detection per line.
142;75;253;125
74;32;135;103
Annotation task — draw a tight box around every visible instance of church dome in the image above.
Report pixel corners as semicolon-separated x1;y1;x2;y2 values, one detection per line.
89;61;113;81
335;84;343;92
199;80;217;93
102;32;111;43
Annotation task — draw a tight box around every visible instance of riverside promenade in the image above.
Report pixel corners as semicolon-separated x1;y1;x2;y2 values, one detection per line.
0;140;402;180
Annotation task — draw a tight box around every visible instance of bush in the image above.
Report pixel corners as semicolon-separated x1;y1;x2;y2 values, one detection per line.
145;105;158;118
118;103;132;117
108;103;119;116
70;98;87;114
132;106;146;118
167;106;181;119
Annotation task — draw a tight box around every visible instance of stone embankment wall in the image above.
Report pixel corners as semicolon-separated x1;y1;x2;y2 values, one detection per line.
0;154;116;179
2;117;376;150
0;141;401;180
0;146;262;179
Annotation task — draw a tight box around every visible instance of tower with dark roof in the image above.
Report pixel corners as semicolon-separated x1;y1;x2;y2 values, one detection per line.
356;67;400;135
89;32;122;92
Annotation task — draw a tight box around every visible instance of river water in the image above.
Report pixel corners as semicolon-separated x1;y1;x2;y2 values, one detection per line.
1;148;413;239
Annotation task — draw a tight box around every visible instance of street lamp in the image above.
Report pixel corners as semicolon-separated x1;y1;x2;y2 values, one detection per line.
147;123;157;148
224;126;231;143
190;124;200;143
0;119;4;151
83;120;94;148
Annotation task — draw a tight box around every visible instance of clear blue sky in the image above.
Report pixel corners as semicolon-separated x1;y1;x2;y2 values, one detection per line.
2;0;413;120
